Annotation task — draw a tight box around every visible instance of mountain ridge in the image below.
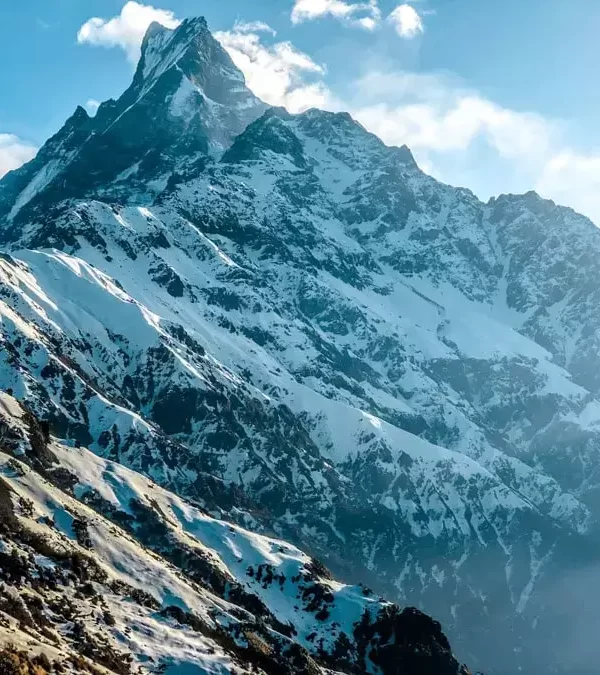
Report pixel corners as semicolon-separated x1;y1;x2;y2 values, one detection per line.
0;17;266;227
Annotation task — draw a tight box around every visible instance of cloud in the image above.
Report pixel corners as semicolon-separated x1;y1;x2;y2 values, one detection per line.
537;151;600;224
350;71;553;158
291;0;381;30
388;4;424;38
85;99;101;116
77;1;180;63
0;134;38;178
355;97;551;161
233;20;277;36
356;16;379;30
290;0;426;36
215;25;333;113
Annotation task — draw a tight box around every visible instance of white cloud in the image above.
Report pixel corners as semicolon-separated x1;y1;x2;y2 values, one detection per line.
290;1;426;36
354;97;551;161
215;26;333;113
356;16;379;30
387;4;424;38
77;1;180;63
233;20;277;36
350;71;553;163
537;151;600;224
291;0;381;30
85;99;101;116
0;134;38;178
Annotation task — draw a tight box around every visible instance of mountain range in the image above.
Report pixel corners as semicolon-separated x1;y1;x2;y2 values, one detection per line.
1;16;600;674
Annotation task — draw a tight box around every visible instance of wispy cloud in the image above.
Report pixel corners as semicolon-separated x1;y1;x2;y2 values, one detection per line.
0;134;38;178
233;20;277;36
536;151;600;224
350;71;553;160
291;0;381;30
215;24;331;113
77;1;180;63
290;0;426;36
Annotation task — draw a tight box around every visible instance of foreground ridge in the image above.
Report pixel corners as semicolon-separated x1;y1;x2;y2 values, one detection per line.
0;392;470;674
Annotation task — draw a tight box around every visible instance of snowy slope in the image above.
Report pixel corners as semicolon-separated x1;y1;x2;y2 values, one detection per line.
0;391;467;675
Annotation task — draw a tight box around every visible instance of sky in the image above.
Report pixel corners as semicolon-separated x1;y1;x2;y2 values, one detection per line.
2;0;600;222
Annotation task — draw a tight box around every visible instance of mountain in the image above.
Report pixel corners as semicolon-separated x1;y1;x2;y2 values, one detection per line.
1;15;600;675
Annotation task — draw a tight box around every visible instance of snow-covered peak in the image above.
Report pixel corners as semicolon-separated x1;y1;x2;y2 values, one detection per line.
0;18;267;224
135;17;209;88
133;16;265;117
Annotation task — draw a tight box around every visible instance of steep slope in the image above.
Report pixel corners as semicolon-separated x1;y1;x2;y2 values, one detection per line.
1;16;600;675
0;391;468;674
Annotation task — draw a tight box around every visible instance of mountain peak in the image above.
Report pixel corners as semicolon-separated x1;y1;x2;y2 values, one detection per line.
141;19;171;49
127;15;267;145
0;17;267;222
141;16;209;46
135;16;210;89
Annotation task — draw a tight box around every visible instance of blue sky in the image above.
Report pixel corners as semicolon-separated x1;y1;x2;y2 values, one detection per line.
2;0;600;222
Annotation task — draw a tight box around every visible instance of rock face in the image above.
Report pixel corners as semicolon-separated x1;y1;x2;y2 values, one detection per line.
1;15;600;675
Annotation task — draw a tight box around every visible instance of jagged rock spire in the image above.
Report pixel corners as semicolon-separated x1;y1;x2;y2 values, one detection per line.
0;17;267;225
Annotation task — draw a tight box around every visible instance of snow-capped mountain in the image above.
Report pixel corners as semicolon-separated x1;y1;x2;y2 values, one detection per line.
0;17;266;226
1;16;600;675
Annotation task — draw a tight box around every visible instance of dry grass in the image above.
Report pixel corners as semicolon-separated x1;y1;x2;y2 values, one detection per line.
0;646;49;675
